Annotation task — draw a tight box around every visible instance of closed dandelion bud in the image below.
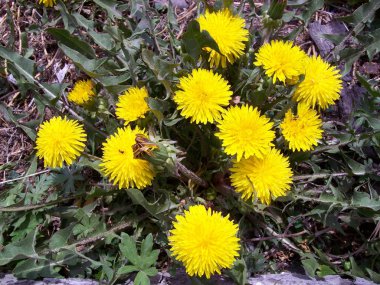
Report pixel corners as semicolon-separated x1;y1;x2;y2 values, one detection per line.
135;137;183;176
205;188;217;200
97;98;108;113
262;15;282;29
268;0;287;20
344;261;351;271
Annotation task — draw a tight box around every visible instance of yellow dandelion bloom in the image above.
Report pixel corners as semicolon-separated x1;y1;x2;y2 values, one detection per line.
198;9;249;68
115;87;150;125
254;40;308;84
280;103;323;151
174;69;232;124
35;117;86;168
100;126;155;189
230;148;293;205
39;0;56;7
169;205;240;279
67;80;95;105
216;105;275;161
293;56;343;109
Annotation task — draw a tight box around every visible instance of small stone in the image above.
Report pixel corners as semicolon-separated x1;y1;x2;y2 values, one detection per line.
362;62;380;75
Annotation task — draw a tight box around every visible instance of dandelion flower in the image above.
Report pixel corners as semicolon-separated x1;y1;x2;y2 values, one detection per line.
169;205;240;279
100;126;155;189
198;9;249;68
293;56;343;109
254;40;308;84
67;80;95;105
39;0;56;7
216;105;275;161
174;69;232;124
35;117;86;168
115;87;150;125
280;103;323;151
230;148;293;204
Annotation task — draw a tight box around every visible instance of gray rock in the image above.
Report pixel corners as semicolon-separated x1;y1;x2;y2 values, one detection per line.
308;21;347;58
154;0;189;9
0;272;378;285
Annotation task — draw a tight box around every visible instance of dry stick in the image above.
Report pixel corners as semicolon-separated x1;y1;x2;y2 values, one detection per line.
47;219;138;254
248;229;308;242
63;105;107;138
176;162;208;188
0;169;50;186
293;172;349;182
0;194;80;212
262;225;303;253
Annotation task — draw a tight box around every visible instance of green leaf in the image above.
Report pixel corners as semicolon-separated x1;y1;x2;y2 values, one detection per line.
356;73;380;98
119;233;139;265
0;103;36;140
93;0;122;19
58;44;107;77
134;271;150;285
49;224;75;250
140;234;154;258
56;1;77;33
144;267;158;277
343;155;366;175
0;45;61;101
367;268;380;283
126;188;177;217
181;20;220;61
72;13;95;30
301;255;319;277
89;31;115;50
317;265;336;277
228;258;247;285
140;249;159;270
0;45;34;79
47;28;96;59
351;191;380;211
350;256;366;278
13;259;61;279
141;49;177;93
117;265;139;275
0;228;40;266
296;0;324;25
339;0;380;31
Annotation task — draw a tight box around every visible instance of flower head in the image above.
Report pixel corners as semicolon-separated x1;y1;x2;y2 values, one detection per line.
230;148;293;204
100;126;155;189
280;103;323;151
254;40;308;84
35;117;86;168
174;69;232;124
216;105;275;161
115;87;150;125
198;9;249;68
169;205;240;279
39;0;56;7
293;56;342;109
67;80;95;105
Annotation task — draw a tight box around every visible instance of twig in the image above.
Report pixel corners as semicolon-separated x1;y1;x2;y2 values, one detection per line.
293;172;349;182
326;243;367;260
0;169;50;185
47;217;147;254
262;225;303;253
62;105;107;138
248;229;308;242
0;193;78;212
176;162;208;188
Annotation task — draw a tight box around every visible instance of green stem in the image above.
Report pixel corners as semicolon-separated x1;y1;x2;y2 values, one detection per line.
274;99;295;121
